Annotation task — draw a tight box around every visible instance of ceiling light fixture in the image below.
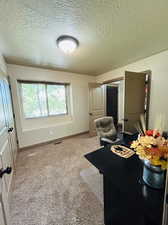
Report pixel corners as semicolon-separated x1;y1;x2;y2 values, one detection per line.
57;35;79;54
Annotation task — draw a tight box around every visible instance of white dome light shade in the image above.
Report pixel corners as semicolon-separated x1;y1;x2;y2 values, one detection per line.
57;36;79;54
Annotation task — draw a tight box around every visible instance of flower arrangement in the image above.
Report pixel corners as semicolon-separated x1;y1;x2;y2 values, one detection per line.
131;115;168;170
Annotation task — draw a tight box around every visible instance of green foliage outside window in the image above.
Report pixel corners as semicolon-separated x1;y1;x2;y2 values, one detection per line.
21;82;68;118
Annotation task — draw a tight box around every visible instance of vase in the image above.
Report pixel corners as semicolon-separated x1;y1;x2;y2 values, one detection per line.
142;160;166;189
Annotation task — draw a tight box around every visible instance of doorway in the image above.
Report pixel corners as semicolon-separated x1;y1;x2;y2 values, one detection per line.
106;85;118;125
105;80;124;127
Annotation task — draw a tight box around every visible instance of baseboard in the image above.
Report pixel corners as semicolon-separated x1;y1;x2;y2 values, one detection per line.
19;131;89;151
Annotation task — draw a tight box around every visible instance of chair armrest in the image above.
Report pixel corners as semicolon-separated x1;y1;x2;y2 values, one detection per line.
121;131;133;135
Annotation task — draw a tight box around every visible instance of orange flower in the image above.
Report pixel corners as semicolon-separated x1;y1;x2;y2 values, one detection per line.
146;130;160;137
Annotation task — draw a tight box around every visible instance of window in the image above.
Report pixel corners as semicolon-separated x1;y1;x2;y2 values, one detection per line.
19;81;69;119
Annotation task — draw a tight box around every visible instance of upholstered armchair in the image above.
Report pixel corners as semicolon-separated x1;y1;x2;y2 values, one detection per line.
94;116;120;146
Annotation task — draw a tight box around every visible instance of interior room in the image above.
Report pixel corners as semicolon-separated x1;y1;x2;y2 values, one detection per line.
0;1;168;225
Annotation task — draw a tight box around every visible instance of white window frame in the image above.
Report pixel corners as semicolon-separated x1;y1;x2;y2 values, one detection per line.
18;80;70;119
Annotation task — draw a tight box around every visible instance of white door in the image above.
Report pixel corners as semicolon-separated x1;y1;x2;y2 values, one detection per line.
162;171;168;225
0;77;13;197
124;71;146;133
1;78;17;164
89;83;105;136
0;78;12;225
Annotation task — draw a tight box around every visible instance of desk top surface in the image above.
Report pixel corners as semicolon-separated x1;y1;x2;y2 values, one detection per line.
85;146;140;175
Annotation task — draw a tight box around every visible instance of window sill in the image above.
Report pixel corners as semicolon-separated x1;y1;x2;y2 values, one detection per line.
24;113;68;120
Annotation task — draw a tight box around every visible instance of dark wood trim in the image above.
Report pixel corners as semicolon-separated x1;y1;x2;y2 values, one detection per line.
102;77;124;85
19;131;89;151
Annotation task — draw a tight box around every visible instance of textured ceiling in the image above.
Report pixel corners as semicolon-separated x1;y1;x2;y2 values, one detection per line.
0;0;168;75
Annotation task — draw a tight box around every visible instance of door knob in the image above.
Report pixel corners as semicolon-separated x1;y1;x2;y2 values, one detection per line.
0;167;12;178
89;113;93;116
8;127;13;133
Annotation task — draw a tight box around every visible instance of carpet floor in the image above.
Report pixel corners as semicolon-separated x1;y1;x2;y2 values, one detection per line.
10;134;104;225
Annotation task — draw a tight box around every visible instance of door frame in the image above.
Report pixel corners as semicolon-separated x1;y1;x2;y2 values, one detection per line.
140;70;152;130
104;79;124;123
103;77;124;118
105;83;119;123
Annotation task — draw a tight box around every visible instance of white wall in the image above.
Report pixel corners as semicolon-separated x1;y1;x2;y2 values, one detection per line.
97;50;168;130
7;64;95;148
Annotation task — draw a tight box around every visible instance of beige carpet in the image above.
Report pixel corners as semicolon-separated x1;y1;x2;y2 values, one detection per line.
10;134;104;225
80;167;103;205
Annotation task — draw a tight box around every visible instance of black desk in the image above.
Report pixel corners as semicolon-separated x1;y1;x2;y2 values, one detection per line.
85;147;164;225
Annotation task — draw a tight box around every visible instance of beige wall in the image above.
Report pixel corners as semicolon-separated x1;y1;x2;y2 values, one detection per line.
7;64;95;148
5;49;168;146
97;50;168;130
0;54;7;75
